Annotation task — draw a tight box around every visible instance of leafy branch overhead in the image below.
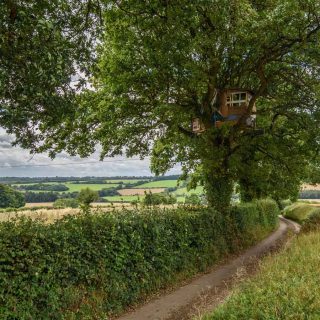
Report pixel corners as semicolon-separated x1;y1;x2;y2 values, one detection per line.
0;0;319;208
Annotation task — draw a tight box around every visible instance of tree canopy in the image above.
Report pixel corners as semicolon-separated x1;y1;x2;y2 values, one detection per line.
1;0;319;209
0;0;102;154
0;184;25;208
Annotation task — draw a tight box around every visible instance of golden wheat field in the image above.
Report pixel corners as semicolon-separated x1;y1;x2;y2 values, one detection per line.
1;203;133;224
301;184;320;190
24;202;132;208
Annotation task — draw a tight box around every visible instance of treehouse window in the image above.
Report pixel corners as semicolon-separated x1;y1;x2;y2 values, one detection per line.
226;92;248;108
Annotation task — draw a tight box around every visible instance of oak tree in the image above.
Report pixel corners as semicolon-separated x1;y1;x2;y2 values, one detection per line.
90;0;320;209
1;1;319;210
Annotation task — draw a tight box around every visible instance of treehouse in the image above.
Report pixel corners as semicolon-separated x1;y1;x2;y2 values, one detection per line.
191;89;256;133
191;117;206;133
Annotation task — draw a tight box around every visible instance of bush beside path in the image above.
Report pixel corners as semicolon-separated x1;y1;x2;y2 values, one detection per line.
0;200;279;319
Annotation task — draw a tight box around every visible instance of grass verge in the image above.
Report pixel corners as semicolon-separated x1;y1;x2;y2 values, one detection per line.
201;230;320;320
283;202;320;223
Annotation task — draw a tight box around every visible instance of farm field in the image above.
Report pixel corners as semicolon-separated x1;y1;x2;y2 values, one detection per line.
64;182;119;192
174;186;204;196
13;182;61;186
6;176;204;204
137;180;178;188
0;207;81;223
25;202;54;207
11;179;144;185
13;182;120;192
118;188;165;195
103;195;144;202
0;204;135;223
24;202;131;208
301;183;320;190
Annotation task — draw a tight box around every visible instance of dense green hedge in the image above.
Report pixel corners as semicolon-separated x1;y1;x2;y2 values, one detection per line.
302;209;320;232
0;200;279;319
283;203;319;223
283;202;320;232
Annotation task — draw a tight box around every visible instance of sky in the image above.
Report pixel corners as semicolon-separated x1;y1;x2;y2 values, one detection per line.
0;129;181;177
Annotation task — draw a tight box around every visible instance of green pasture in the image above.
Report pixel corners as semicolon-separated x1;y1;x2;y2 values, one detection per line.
65;183;119;193
14;183;120;193
12;182;60;186
103;195;145;202
176;197;186;203
174;186;204;196
137;180;178;188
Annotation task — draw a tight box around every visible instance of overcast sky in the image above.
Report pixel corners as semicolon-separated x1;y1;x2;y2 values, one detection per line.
0;129;181;177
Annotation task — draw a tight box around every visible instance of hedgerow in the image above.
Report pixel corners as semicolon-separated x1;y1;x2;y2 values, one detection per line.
0;200;279;319
302;209;320;232
283;203;319;223
282;202;320;232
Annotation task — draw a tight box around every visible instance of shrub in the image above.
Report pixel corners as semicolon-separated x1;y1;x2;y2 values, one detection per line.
228;199;279;247
278;199;292;210
283;203;320;232
53;198;79;209
185;193;201;205
0;200;279;318
18;183;69;192
130;199;140;206
301;209;320;232
166;187;178;192
143;192;177;205
98;188;120;197
25;191;59;203
78;188;99;212
0;184;25;208
283;203;318;223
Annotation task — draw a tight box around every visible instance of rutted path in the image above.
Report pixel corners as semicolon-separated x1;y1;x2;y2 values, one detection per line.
117;217;300;320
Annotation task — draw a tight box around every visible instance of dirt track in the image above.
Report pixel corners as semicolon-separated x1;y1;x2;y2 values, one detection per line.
117;217;300;320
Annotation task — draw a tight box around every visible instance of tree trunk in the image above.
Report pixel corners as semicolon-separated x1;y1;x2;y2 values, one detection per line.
239;178;259;202
203;164;234;212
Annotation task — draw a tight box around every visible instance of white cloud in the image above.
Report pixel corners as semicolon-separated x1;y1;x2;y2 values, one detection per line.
0;129;181;177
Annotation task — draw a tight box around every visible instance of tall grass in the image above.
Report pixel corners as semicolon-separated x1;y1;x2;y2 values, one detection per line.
202;230;320;320
283;203;319;223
